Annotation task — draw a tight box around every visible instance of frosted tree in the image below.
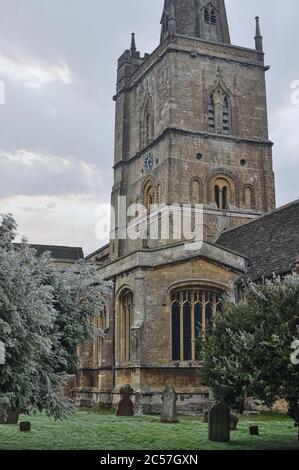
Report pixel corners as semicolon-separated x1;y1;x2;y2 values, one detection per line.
199;276;299;440
0;341;5;365
0;215;112;420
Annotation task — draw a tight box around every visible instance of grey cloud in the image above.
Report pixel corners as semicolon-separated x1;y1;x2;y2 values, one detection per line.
0;150;107;198
0;0;298;252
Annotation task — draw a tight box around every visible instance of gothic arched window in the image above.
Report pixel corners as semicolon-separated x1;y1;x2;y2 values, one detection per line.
117;290;133;364
208;95;215;132
171;289;223;361
222;95;230;134
172;297;181;361
145;111;151;144
95;308;107;366
208;90;232;135
140;96;154;149
204;5;217;26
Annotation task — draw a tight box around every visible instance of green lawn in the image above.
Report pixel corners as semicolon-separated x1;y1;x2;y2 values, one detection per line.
0;410;298;450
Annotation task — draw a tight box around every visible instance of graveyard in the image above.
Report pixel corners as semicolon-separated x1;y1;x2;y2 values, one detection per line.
0;410;298;450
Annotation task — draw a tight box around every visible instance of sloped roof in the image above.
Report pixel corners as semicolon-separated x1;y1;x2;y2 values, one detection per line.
16;244;84;261
85;243;110;262
216;199;299;280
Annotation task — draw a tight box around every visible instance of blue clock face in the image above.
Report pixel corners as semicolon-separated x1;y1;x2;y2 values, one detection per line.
144;152;154;173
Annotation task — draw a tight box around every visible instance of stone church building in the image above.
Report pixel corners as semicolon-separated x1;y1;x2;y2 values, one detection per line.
72;0;299;413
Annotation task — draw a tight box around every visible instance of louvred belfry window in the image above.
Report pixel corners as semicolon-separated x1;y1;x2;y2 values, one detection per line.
208;95;215;132
208;91;231;135
204;8;210;24
222;95;230;134
211;9;217;25
204;5;217;25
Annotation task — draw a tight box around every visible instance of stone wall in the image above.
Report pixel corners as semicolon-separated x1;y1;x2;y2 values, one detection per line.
74;8;277;414
110;34;275;259
73;252;243;413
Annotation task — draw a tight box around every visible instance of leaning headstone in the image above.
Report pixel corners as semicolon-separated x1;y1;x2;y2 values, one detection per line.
19;422;31;432
249;425;259;436
208;402;230;442
116;384;134;417
0;408;20;425
160;385;178;423
230;414;239;431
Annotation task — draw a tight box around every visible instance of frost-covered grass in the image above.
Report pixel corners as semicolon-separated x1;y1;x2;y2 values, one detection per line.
0;410;298;450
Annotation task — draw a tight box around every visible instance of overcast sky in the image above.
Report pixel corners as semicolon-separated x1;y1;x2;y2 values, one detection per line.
0;0;298;255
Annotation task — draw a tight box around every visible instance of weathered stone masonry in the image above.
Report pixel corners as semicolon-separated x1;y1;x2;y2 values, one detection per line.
73;0;278;413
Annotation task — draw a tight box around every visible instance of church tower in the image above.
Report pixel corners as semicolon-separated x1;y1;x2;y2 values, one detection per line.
76;1;276;413
110;0;275;260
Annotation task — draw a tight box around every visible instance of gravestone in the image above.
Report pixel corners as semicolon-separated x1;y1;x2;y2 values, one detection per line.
204;410;238;430
160;385;178;423
19;422;31;432
249;425;259;436
133;392;144;416
230;414;239;431
116;384;134;417
208;402;230;442
0;408;20;425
